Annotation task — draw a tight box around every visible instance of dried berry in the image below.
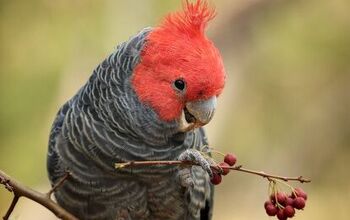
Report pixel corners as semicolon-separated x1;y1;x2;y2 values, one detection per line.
285;197;294;206
210;172;222;185
224;153;237;166
277;208;287;220
270;193;276;203
264;200;274;208
294;187;308;200
283;205;295;218
219;162;230;175
265;204;278;216
276;192;287;205
293;197;306;210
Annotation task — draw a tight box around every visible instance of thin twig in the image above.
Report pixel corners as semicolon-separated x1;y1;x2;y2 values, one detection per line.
0;169;78;220
227;165;311;183
3;195;19;220
115;160;193;168
115;160;311;183
46;171;71;199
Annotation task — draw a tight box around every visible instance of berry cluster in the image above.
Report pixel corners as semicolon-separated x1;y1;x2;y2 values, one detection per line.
264;188;308;220
210;153;237;185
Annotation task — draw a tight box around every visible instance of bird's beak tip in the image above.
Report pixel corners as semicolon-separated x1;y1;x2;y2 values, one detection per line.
179;96;217;131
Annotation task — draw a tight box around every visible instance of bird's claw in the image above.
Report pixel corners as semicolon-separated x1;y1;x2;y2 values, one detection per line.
177;168;194;188
178;149;213;178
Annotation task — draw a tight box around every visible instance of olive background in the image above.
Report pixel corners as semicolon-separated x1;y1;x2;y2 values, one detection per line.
0;0;349;219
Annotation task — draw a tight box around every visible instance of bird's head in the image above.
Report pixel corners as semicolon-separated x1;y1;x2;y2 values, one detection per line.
132;0;225;132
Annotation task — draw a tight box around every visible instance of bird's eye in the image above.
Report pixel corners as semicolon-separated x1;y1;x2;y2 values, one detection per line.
174;79;186;91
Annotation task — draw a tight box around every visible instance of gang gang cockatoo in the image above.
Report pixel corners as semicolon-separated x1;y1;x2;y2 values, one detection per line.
47;0;226;219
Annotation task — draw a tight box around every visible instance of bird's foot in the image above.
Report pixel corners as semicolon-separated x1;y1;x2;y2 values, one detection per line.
177;149;214;187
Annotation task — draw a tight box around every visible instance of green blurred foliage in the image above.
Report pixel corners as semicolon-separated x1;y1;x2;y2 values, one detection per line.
0;0;349;219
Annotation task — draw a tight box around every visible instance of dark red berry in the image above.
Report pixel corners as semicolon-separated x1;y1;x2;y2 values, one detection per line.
224;153;237;166
293;197;306;210
270;193;276;203
285;197;294;206
277;208;287;220
210;172;222;185
264;200;274;208
219;162;230;175
265;204;278;216
284;205;295;218
276;192;287;205
294;187;308;200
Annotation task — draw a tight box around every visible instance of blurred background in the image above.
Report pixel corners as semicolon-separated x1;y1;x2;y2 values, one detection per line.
0;0;349;219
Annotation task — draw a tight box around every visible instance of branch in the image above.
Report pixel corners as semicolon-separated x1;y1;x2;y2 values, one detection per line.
115;161;311;183
228;165;311;183
46;172;71;199
0;169;78;220
3;196;19;220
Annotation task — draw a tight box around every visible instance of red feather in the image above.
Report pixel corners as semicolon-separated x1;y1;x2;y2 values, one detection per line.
163;0;216;37
132;0;225;121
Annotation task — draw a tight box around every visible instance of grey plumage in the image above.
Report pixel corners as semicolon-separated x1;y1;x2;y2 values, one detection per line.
47;28;214;220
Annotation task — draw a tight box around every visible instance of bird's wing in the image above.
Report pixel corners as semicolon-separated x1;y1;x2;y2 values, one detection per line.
47;100;72;184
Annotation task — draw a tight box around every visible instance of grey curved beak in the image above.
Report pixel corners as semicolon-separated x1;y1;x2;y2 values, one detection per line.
185;96;217;126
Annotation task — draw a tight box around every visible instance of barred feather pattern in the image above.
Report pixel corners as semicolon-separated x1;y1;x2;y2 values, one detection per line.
47;28;213;220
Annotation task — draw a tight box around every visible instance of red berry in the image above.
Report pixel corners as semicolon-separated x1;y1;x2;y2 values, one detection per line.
285;197;294;206
264;200;274;208
210;172;222;185
277;208;287;220
224;153;237;166
294;187;308;200
265;204;278;216
276;192;287;205
284;205;295;218
293;197;306;210
219;162;230;175
270;194;276;203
